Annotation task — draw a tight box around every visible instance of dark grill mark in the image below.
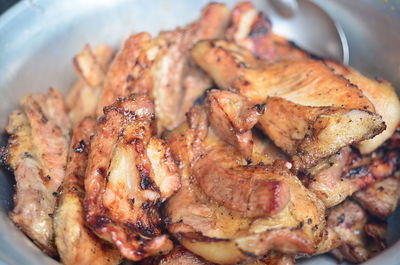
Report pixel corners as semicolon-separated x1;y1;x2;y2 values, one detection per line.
74;140;86;153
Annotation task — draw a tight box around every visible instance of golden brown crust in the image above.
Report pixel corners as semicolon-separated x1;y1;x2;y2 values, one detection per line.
3;89;70;256
205;89;264;157
258;97;385;170
67;44;114;126
164;108;330;264
191;39;375;113
54;117;122;265
328;201;387;263
84;94;180;261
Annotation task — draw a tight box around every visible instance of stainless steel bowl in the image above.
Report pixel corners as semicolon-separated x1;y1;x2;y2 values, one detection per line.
0;0;400;264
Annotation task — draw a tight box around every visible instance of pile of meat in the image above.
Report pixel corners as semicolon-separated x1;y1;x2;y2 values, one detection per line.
1;2;400;265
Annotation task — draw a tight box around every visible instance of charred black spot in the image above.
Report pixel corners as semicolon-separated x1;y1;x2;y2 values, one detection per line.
97;167;106;177
138;165;152;190
238;62;247;68
136;219;155;237
93;216;111;229
307;218;313;224
52;192;58;197
0;146;9;168
254;103;266;114
248;13;271;37
74;140;86;153
48;213;53;218
142;201;152;210
344;166;368;179
296;221;304;229
246;158;253;165
337;214;345;225
46;175;52;181
126;74;134;82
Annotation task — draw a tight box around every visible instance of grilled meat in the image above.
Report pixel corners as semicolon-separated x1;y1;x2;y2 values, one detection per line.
327;60;400;154
353;173;400;219
306;127;399;208
205;89;264;157
191;40;375;112
67;44;114;126
164;106;335;264
328;200;387;263
1;89;70;255
226;2;309;61
84;94;180;261
54;117;121;265
141;245;214;265
142;246;295;265
97;3;230;131
259;97;385;170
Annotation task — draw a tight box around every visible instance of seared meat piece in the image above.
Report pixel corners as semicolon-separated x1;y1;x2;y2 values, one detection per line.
327;60;400;154
306;128;399;208
226;2;309;61
250;252;295;265
1;89;70;255
54;117;121;265
193;142;290;218
259;97;385;170
96;32;154;116
327;201;387;263
353;173;400;219
141;245;214;265
164;107;335;265
251;129;288;165
67;44;114;126
97;3;230;131
84;94;180;261
205;89;264;157
191;40;375;112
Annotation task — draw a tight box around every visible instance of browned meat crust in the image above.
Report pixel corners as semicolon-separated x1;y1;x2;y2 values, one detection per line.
54;117;121;265
84;94;180;261
205;89;264;157
328;200;387;263
306;127;400;208
1;89;70;255
97;3;230;132
226;2;309;61
353;173;400;219
67;44;114;126
164;107;335;264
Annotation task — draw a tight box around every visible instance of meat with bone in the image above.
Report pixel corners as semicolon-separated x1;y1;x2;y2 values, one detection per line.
0;89;70;255
164;106;337;264
84;94;180;261
54;117;121;265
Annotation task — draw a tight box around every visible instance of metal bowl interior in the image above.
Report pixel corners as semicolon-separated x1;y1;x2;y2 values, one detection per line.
0;0;400;264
